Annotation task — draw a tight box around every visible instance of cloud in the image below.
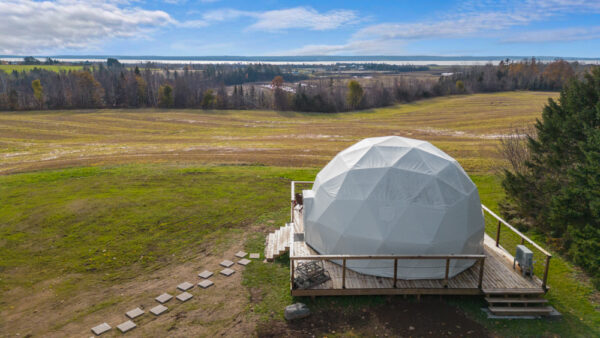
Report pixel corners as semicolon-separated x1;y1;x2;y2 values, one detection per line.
502;26;600;43
0;0;175;54
280;0;600;55
201;7;357;31
354;0;600;41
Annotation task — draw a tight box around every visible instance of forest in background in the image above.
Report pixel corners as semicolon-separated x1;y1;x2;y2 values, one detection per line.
0;58;587;112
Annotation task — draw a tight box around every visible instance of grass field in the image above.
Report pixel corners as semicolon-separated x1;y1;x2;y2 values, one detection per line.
0;64;85;73
1;91;554;174
1;91;599;337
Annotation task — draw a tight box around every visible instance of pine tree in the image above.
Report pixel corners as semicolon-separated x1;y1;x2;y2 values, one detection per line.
501;67;600;286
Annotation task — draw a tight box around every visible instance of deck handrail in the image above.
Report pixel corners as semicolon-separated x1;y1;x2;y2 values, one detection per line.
290;254;486;260
291;253;486;290
481;204;551;257
481;203;552;290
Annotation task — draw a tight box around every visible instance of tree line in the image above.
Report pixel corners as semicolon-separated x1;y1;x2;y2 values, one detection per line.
0;59;588;112
500;67;600;288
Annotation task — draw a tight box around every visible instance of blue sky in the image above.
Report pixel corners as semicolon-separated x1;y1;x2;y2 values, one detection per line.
1;0;599;56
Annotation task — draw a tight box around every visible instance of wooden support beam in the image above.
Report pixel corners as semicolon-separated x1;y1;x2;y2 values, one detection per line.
542;255;551;291
342;258;346;289
291;259;295;289
444;258;450;288
478;257;485;289
393;259;398;288
496;220;501;247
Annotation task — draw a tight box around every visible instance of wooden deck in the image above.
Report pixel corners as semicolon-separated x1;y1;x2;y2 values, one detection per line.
281;206;546;297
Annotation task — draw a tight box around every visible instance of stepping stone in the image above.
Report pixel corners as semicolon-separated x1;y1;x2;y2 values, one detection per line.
220;268;235;276
238;258;251;266
176;292;193;302
198;270;213;279
125;307;144;319
235;251;248;258
249;253;260;259
198;279;214;289
155;293;173;304
220;260;234;268
91;322;111;336
117;320;136;333
150;304;168;316
177;281;194;291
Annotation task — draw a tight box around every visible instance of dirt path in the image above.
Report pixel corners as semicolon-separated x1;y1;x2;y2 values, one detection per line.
1;239;257;337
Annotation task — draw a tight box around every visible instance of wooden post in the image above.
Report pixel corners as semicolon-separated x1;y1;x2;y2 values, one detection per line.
496;220;501;247
521;237;525;245
342;258;347;289
444;258;450;288
542;255;551;291
478;257;485;289
393;259;398;288
291;259;295;289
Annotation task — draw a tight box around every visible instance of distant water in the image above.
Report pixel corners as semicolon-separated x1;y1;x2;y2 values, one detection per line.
2;56;599;65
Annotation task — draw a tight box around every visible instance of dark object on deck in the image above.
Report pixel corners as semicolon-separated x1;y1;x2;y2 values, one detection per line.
294;192;303;205
284;303;310;320
293;261;330;289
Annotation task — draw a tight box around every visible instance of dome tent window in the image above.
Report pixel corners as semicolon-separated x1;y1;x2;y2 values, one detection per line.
302;136;485;280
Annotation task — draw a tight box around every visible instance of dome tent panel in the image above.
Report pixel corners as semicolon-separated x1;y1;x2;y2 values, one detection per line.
303;136;485;279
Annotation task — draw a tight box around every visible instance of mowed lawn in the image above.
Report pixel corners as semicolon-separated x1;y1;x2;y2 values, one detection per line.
1;91;598;336
0;91;555;174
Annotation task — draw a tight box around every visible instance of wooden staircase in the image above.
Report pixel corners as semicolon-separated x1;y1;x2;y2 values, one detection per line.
265;223;293;262
484;289;553;316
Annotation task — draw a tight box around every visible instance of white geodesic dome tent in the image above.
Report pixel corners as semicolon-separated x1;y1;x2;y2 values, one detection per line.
302;136;485;279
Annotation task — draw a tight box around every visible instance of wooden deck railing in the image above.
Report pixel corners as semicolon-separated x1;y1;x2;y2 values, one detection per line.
481;204;552;290
290;254;486;290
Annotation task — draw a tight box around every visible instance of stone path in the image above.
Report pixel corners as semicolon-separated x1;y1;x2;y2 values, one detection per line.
198;279;214;288
91;323;111;335
90;250;262;335
155;293;173;304
238;258;251;266
220;268;235;276
125;308;144;319
198;270;213;279
117;320;136;333
177;282;194;291
220;260;234;268
150;305;168;316
176;292;193;302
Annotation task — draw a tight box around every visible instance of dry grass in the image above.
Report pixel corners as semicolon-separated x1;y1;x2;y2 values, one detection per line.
0;91;557;175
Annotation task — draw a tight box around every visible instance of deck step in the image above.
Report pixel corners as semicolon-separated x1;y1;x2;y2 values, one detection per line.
264;224;293;262
488;306;553;316
485;297;548;304
483;288;545;295
265;233;275;261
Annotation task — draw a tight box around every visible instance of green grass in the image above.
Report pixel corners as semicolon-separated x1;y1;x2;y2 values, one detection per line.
0;64;84;73
0;164;313;296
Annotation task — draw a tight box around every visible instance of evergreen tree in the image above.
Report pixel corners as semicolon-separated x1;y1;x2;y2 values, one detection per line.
501;67;600;286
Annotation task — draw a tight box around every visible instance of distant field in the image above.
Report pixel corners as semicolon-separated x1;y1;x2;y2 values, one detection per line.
0;91;557;175
0;64;84;72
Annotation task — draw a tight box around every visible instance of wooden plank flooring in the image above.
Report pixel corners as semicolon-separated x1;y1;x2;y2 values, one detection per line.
286;207;545;296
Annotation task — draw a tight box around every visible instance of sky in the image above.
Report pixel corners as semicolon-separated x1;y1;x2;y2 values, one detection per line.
0;0;599;57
